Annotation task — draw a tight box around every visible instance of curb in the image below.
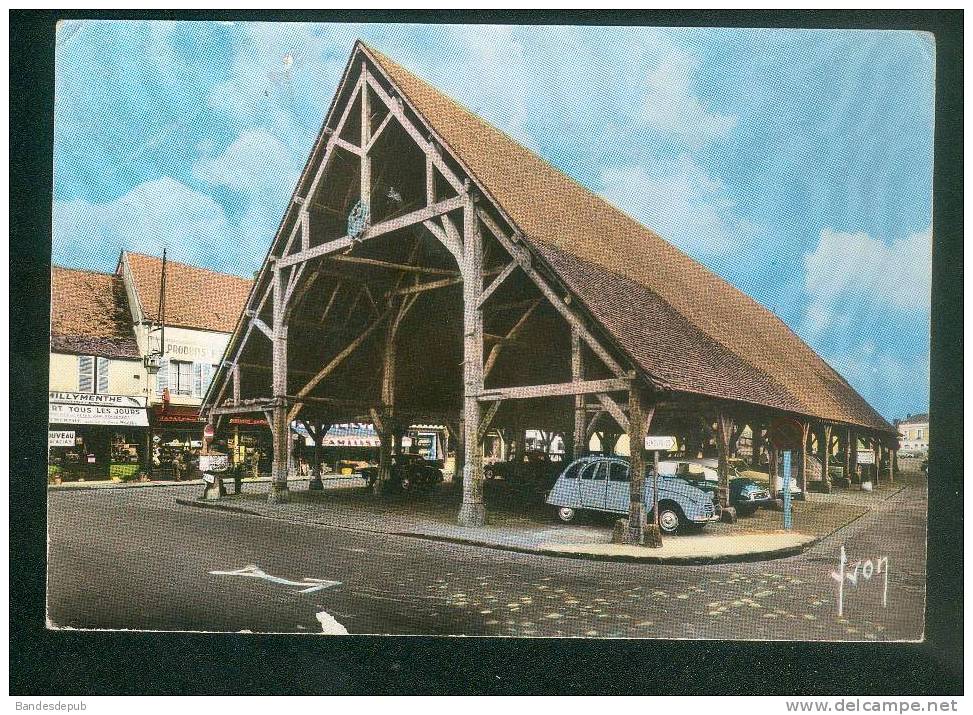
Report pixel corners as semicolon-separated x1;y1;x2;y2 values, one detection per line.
390;531;820;565
174;496;819;565
47;476;326;493
175;497;264;517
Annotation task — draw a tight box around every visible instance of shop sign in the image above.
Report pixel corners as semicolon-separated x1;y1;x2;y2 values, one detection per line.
199;454;229;472
48;430;75;447
49;392;149;427
644;435;677;451
229;417;268;426
857;451;876;464
49;392;146;408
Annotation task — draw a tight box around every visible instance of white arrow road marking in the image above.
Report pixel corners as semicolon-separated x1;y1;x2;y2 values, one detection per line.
209;564;341;594
315;610;349;635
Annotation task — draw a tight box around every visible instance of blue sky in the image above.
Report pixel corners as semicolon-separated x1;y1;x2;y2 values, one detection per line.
52;22;934;421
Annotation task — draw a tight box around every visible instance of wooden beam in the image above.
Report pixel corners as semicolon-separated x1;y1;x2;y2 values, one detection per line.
477;208;627;379
247;313;274;341
287;303;394;421
210;401;275;416
367;111;393;153
595;392;630;433
476;260;518;308
365;73;466;194
276;195;466;268
334;136;362;156
477;400;502;443
483;299;542;378
477;377;632;402
330;254;460;276
423;219;463;265
385;276;463;296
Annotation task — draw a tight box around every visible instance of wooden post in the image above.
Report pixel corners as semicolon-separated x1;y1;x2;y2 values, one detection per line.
231;363;241;405
715;412;735;518
768;445;779;497
796;419;810;497
620;385;653;545
820;423;833;493
571;326;586;458
891;447;898;482
360;63;371;214
872;439;881;486
848;430;859;485
268;266;290;504
458;197;486;527
751;424;764;468
309;422;325;491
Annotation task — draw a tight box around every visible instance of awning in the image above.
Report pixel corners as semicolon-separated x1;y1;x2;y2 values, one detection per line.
49;392;148;427
151;404;204;427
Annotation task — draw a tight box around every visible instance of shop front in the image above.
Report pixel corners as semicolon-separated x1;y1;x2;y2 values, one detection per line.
48;392;149;482
227;415;272;478
149;404;205;479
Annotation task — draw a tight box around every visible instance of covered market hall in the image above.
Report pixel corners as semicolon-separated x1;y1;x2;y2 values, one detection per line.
201;41;898;544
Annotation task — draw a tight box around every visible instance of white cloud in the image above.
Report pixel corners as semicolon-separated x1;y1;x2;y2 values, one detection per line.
638;48;737;149
52;177;259;276
801;226;932;339
193;129;302;195
599;155;760;257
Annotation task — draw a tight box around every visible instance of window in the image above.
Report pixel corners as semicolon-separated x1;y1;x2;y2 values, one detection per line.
581;462;606;480
78;356;110;394
917;429;924;439
561;461;584;480
608;462;629;482
192;363;219;398
170;360;192;396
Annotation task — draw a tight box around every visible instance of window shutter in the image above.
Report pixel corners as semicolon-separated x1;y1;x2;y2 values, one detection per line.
193;362;203;398
96;357;110;394
156;357;169;396
78;356;94;393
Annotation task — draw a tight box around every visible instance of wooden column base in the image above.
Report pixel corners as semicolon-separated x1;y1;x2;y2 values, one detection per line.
267;481;290;504
457;500;486;527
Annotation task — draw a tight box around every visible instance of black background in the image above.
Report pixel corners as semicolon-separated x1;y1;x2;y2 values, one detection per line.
10;9;963;695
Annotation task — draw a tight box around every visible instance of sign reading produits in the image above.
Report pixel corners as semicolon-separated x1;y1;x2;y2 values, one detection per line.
644;435;677;451
49;392;149;427
48;430;76;447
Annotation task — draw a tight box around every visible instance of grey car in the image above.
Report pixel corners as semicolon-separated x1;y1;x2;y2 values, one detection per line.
545;456;718;534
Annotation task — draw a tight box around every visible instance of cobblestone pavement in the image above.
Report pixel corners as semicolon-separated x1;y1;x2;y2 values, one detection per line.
47;473;925;640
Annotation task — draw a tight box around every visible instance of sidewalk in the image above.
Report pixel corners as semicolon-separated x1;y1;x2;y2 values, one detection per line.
172;478;881;564
48;474;357;491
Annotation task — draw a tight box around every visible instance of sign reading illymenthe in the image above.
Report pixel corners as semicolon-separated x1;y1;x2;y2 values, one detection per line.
49;392;149;427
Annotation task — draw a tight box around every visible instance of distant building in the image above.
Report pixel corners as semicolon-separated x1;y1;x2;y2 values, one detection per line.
894;413;929;455
116;252;254;473
48;266;148;480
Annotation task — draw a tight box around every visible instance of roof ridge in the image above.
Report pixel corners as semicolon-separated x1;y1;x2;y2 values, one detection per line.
124;251;254;283
51;264;118;278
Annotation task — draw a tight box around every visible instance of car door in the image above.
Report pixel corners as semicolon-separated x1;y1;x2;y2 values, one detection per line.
578;460;608;510
605;460;630;513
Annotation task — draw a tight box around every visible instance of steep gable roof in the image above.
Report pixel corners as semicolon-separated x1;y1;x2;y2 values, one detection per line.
363;43;892;433
50;266;141;360
124;252;253;334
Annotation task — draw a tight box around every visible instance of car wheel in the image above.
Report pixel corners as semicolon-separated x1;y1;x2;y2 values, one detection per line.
555;506;577;523
485;467;494;480
658;504;682;534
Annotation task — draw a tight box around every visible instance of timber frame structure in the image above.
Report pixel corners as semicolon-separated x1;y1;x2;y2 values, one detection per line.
202;42;898;541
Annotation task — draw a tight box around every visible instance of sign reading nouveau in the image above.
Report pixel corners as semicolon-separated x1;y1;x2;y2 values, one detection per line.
49;392;149;427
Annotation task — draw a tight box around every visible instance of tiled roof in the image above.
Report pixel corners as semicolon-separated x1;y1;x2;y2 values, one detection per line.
124;252;252;334
363;42;893;434
895;413;929;425
50;267;141;360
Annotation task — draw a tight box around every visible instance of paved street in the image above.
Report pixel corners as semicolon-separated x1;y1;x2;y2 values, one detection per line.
47;477;926;639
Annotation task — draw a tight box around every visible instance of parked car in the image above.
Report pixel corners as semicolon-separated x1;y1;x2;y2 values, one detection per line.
359;453;444;493
657;459;774;517
545;456;718;534
486;451;562;495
